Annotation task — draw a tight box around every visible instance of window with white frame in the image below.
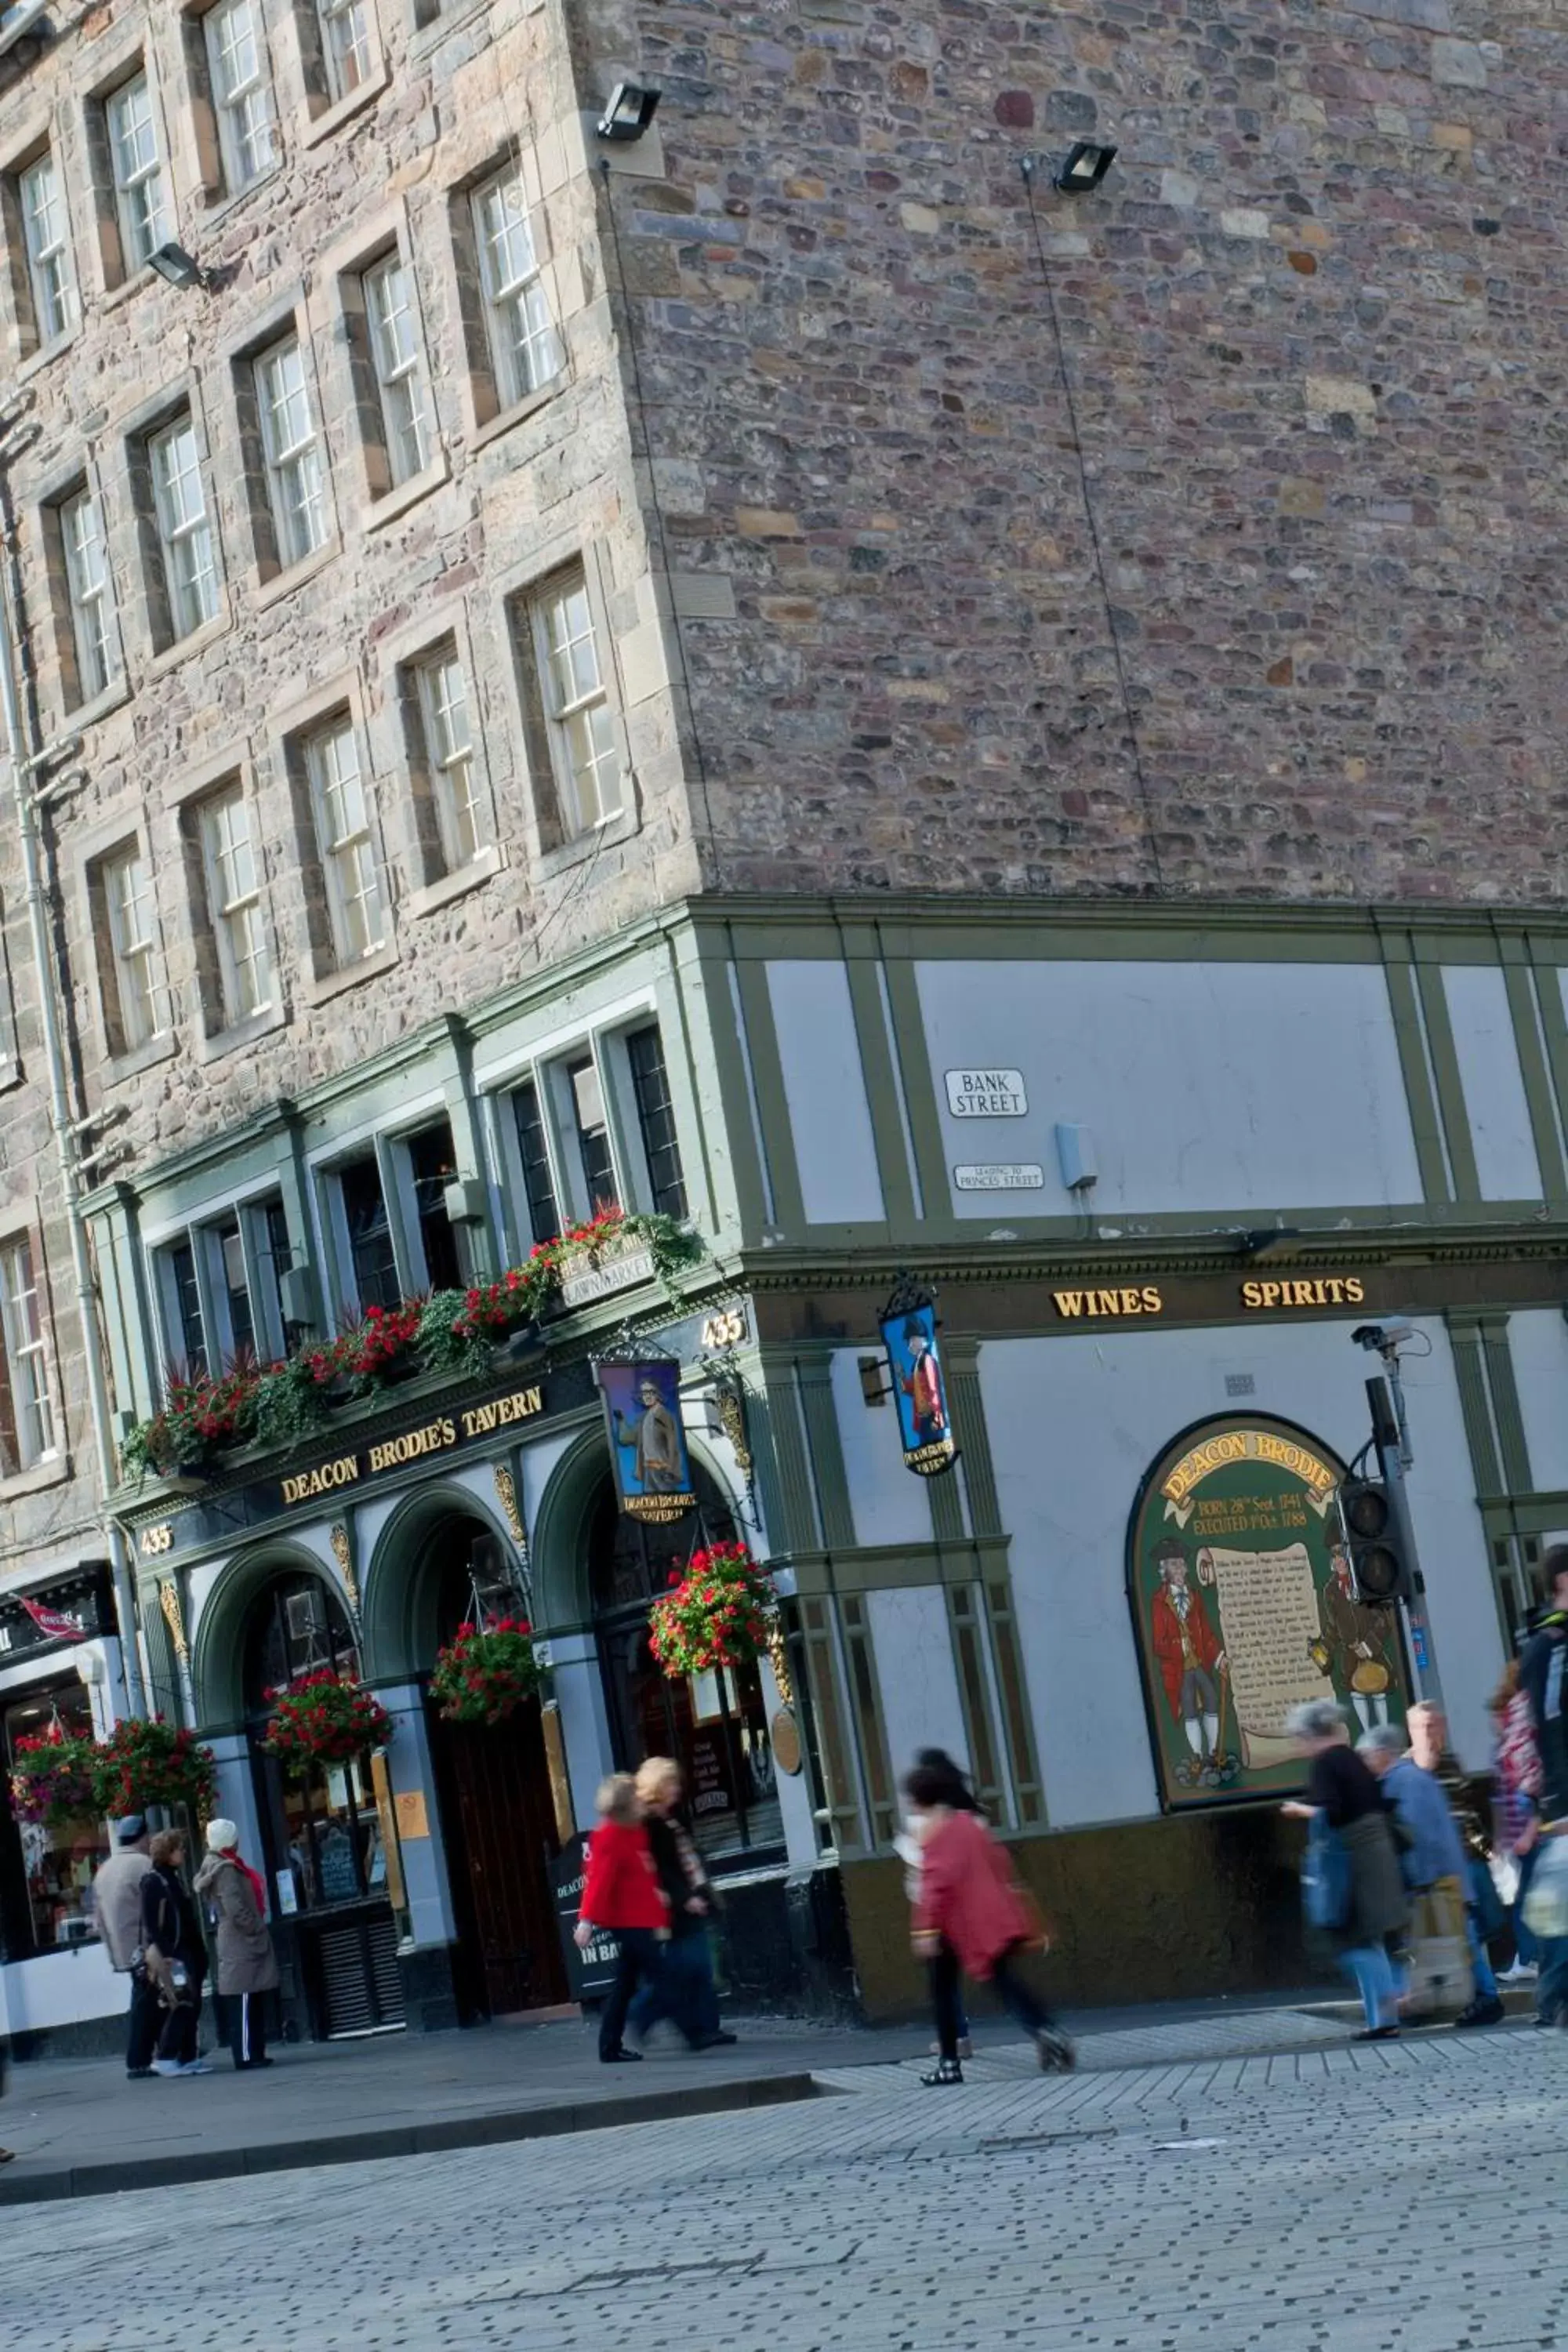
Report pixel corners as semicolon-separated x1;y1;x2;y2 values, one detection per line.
205;0;279;193
317;0;374;102
254;336;330;567
18;150;74;343
196;786;271;1025
100;844;165;1052
149;413;221;639
507;1023;687;1237
471;169;561;408
0;1236;57;1471
303;717;386;965
521;568;621;836
104;73;172;273
58;483;120;705
363;250;434;485
408;644;485;873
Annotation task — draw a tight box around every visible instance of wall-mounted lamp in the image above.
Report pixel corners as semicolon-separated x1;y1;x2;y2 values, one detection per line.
596;81;661;142
148;241;210;292
1054;140;1118;194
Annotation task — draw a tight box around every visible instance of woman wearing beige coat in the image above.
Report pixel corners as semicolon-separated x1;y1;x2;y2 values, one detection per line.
194;1820;279;2071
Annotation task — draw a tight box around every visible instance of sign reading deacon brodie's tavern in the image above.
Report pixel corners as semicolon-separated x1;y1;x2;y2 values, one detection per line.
127;1377;564;1565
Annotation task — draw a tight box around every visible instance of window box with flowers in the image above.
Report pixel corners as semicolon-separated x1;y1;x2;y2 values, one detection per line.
262;1672;394;1776
429;1617;541;1726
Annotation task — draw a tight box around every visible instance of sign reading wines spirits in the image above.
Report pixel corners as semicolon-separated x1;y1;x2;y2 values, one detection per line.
1126;1413;1405;1812
597;1357;696;1524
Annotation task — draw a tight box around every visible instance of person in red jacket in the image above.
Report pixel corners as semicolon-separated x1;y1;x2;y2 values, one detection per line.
906;1762;1073;2085
575;1773;671;2063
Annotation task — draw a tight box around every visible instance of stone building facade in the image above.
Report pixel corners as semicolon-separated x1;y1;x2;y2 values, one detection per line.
0;0;1563;2049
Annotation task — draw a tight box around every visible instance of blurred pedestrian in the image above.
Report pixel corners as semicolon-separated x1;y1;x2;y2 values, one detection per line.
904;1762;1071;2085
90;1816;159;2080
194;1820;278;2071
904;1748;979;2058
627;1758;735;2051
1358;1720;1502;2027
575;1773;670;2064
1490;1657;1541;1982
1284;1700;1408;2039
1519;1551;1568;2024
141;1831;212;2076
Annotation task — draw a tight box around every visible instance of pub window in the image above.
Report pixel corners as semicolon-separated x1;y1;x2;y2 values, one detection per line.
244;1572;390;1918
2;1682;107;1954
401;1120;462;1292
158;1235;208;1378
333;1150;402;1311
510;1076;560;1246
623;1023;688;1220
153;1193;294;1377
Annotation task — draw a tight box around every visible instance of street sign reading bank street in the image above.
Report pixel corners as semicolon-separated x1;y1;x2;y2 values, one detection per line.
944;1069;1027;1117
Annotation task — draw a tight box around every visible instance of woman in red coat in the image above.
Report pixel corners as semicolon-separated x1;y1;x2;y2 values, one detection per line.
575;1773;671;2063
906;1763;1073;2085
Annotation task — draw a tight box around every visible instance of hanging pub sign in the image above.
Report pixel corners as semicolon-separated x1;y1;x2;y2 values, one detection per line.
1126;1411;1406;1812
596;1356;697;1524
879;1279;959;1479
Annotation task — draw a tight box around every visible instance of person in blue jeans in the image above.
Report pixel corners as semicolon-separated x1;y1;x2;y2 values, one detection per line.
626;1758;735;2053
1358;1716;1503;2027
1518;1555;1568;2024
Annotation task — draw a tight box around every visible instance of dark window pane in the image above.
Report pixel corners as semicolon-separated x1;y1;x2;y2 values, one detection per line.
166;1239;207;1377
512;1080;559;1245
407;1122;461;1291
568;1054;618;1212
338;1154;401;1311
625;1024;687;1218
262;1197;294;1335
215;1220;255;1364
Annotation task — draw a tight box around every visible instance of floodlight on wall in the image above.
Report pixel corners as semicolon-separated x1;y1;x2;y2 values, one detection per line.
147;241;209;292
596;81;661;142
1054;140;1118;194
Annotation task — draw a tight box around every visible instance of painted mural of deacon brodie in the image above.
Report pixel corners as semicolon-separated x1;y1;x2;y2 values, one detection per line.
1150;1536;1232;1786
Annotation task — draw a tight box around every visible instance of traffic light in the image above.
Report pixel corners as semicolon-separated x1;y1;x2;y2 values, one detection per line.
1338;1478;1413;1605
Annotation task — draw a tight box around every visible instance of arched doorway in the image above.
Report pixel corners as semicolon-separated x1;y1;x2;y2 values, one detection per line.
376;1502;568;2023
239;1567;406;2041
590;1465;784;1867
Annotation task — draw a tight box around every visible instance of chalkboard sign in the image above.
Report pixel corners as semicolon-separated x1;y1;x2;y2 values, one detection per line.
550;1832;619;2002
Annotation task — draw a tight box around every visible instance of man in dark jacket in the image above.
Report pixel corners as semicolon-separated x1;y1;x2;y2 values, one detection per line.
1518;1548;1568;2023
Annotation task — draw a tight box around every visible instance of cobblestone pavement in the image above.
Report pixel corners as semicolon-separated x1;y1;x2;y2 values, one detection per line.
9;2020;1562;2351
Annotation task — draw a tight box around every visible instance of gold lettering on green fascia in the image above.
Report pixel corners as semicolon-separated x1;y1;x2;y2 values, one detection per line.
1051;1287;1163;1320
368;1417;459;1476
281;1455;361;1508
459;1387;544;1440
1240;1276;1365;1311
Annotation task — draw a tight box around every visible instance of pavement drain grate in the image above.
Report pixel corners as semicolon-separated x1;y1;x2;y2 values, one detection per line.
977;2126;1119;2151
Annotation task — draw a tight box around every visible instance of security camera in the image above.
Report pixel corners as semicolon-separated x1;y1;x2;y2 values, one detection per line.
1352;1323;1414;1352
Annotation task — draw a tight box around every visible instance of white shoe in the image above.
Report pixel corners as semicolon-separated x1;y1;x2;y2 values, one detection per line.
1499;1959;1539;1984
176;2060;213;2075
150;2059;184;2077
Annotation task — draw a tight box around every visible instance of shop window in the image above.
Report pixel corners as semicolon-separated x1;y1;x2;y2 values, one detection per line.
624;1023;688;1220
510;1077;559;1246
2;1682;106;1953
588;1472;784;1871
404;1121;462;1291
334;1150;402;1311
0;1233;58;1472
243;1573;389;1919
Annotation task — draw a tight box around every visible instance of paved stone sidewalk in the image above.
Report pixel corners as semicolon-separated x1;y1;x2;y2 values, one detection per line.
3;2018;1560;2350
0;1992;1363;2203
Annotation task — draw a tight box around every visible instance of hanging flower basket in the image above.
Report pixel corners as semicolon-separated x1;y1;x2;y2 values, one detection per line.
90;1719;218;1824
429;1618;542;1726
648;1542;779;1679
8;1728;99;1827
262;1672;394;1776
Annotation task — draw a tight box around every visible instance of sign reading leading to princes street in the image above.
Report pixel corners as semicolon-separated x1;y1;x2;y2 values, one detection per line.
944;1069;1027;1117
1126;1412;1406;1811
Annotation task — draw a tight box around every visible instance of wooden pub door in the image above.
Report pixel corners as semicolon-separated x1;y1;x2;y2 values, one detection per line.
433;1697;569;2020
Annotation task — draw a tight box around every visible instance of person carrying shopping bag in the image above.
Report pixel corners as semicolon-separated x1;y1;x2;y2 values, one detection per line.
904;1762;1073;2085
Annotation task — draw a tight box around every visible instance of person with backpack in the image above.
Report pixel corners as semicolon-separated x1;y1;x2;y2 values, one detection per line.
1284;1699;1408;2038
140;1831;212;2076
904;1761;1072;2084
